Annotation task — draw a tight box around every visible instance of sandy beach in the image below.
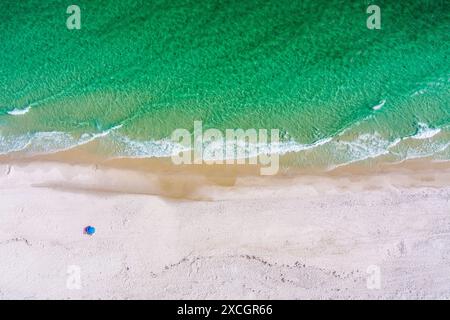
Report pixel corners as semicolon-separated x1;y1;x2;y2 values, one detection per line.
1;156;449;299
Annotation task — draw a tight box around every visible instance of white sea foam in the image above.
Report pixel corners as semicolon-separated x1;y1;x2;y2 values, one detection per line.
372;99;386;111
110;133;334;161
0;121;448;169
338;133;398;160
411;89;427;97
203;136;334;161
80;124;123;141
411;123;441;140
0;133;31;155
0;124;124;156
112;134;188;159
390;140;450;161
7;106;31;116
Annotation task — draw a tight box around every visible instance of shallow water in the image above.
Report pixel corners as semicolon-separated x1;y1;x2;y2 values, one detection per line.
0;0;449;168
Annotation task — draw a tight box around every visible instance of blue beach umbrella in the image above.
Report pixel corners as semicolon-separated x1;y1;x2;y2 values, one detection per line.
84;226;96;235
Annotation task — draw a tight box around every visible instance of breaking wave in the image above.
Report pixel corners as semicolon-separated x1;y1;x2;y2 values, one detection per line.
411;122;441;140
0;121;448;169
7;106;31;116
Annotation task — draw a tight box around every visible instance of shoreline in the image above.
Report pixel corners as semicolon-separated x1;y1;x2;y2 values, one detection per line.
2;147;450;200
2;136;450;177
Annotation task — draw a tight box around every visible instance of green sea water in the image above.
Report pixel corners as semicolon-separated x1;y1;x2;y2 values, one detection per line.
0;0;449;168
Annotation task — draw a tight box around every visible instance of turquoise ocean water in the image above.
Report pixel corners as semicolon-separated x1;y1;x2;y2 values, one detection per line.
0;0;449;169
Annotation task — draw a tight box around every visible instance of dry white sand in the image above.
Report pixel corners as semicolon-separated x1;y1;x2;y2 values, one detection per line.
1;161;449;299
